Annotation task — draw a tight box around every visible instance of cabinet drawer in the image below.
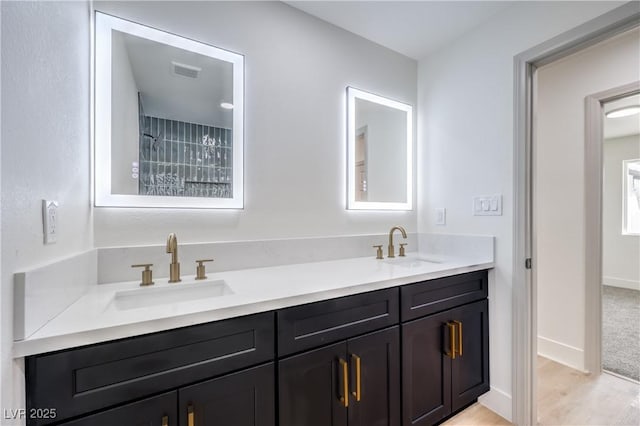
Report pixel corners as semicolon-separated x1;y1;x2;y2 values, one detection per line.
277;288;399;356
60;391;176;426
26;312;274;425
400;270;488;321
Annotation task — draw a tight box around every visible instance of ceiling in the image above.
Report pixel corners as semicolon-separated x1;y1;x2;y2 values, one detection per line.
285;1;514;60
604;94;640;139
120;30;233;129
285;1;639;138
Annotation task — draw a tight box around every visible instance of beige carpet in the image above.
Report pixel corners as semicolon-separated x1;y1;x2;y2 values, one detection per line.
602;285;640;382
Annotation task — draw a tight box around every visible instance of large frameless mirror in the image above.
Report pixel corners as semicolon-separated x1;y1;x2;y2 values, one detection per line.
347;87;413;210
94;12;244;208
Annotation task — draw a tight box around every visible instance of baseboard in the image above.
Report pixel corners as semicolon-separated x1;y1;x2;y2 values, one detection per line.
537;336;586;372
478;386;512;422
602;276;640;291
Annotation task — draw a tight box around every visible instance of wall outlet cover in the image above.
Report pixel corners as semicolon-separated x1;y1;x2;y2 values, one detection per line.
42;200;58;244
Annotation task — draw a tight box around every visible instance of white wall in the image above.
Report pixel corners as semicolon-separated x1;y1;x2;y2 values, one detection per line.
416;1;623;420
603;134;640;291
93;0;418;247
536;29;640;371
110;30;140;195
1;0;93;419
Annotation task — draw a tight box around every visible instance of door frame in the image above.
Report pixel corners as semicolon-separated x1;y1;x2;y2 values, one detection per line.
584;81;640;375
512;3;640;425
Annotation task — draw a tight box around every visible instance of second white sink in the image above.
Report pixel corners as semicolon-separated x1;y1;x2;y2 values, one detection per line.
113;279;234;310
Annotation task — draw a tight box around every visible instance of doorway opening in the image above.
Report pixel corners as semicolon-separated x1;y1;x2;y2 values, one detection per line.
513;4;640;425
601;93;640;383
533;26;639;424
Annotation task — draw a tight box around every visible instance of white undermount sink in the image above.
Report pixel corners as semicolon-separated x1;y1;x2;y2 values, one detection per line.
383;257;442;268
113;279;234;310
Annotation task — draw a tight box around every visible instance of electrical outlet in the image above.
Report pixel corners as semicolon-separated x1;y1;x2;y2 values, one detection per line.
435;208;446;225
42;200;58;244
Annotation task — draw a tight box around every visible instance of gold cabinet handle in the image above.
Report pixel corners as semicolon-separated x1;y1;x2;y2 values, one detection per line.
453;320;463;356
351;354;361;401
188;404;194;426
446;322;457;359
162;415;169;426
339;358;349;408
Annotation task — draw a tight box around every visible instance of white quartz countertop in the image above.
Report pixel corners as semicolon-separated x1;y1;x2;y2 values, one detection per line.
13;253;492;357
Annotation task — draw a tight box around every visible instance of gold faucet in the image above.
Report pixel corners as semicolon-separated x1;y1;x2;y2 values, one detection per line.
166;233;181;283
388;226;407;258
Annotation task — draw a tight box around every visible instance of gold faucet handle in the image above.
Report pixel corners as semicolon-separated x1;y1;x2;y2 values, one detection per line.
372;245;384;260
399;243;408;257
195;259;214;280
131;263;154;286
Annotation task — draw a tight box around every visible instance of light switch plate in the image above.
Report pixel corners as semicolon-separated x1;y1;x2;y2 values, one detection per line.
42;200;58;244
473;195;502;216
435;208;446;225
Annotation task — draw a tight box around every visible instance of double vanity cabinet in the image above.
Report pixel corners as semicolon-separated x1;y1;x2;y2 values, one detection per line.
25;270;489;426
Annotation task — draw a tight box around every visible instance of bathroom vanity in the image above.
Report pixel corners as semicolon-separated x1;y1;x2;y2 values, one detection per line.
23;267;489;426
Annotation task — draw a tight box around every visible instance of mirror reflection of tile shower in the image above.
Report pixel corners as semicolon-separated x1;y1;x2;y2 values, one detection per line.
96;11;244;208
138;96;232;198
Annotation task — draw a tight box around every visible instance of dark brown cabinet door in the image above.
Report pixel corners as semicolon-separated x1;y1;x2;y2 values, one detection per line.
60;392;176;426
279;327;401;426
347;327;401;426
279;342;348;426
179;363;275;426
402;300;490;426
450;300;489;412
402;310;452;426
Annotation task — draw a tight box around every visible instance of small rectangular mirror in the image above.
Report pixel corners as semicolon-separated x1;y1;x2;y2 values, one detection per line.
347;87;413;210
95;12;244;208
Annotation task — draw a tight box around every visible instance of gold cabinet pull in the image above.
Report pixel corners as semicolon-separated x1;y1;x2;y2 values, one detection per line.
161;415;169;426
446;322;457;359
339;358;349;408
453;320;463;356
351;354;362;402
187;404;194;426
